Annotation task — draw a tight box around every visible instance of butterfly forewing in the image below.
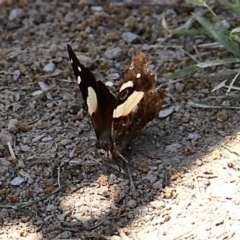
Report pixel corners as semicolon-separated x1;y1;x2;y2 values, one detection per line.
67;45;115;151
67;45;97;105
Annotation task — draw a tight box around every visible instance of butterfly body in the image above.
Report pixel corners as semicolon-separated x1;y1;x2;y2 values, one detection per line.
67;45;165;162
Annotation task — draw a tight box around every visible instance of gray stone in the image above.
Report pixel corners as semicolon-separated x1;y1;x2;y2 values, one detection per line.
126;199;137;208
121;32;139;43
152;181;163;189
104;47;123;60
42;136;53;142
10;176;25;186
8;119;19;134
43;62;55;72
46;204;57;212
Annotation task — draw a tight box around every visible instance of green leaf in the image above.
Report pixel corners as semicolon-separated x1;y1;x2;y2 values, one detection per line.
230;27;240;43
170;28;201;36
164;58;240;80
165;65;199;80
230;27;240;36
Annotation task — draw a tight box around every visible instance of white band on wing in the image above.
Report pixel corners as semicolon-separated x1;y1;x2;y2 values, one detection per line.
113;91;144;118
87;87;98;115
119;81;133;92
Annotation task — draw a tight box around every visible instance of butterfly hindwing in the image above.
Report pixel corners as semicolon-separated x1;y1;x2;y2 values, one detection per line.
112;53;165;153
113;53;156;119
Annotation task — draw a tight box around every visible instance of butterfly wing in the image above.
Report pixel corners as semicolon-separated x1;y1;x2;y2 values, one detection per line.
67;45;116;156
112;53;165;153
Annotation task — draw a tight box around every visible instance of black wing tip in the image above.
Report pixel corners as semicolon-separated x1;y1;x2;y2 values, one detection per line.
67;44;82;69
67;44;75;56
67;44;75;59
67;44;72;51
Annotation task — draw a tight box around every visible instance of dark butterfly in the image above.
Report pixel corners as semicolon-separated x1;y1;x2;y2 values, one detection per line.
67;44;165;162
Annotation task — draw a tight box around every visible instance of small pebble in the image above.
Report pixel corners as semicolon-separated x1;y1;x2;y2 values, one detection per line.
44;216;52;222
135;205;148;215
126;199;137;208
32;135;45;142
105;81;114;87
43;62;55;72
195;159;203;166
159;106;175;118
165;143;181;153
8;119;19;134
57;213;67;221
42;136;53;142
9;8;23;20
144;174;157;184
121;32;139;43
13;70;20;81
77;55;94;67
60;139;70;145
91;6;103;12
10;176;25;186
142;44;151;50
20;145;30;152
188;133;200;141
152;180;163;189
104;47;123;60
46;204;57;212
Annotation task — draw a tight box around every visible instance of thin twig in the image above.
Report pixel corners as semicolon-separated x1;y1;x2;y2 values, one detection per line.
7;142;17;160
188;100;240;110
57;167;61;188
223;85;240;91
198;42;223;49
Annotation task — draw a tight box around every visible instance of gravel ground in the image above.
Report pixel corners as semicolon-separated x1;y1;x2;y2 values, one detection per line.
1;1;240;239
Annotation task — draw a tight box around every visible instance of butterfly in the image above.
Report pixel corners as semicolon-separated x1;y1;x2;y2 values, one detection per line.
67;44;165;162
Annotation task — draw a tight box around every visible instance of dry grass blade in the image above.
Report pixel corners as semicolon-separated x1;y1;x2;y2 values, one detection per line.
188;100;240;110
187;0;216;16
195;15;240;57
227;71;240;93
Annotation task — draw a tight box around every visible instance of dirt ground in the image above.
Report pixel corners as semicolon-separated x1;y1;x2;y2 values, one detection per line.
1;0;240;239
